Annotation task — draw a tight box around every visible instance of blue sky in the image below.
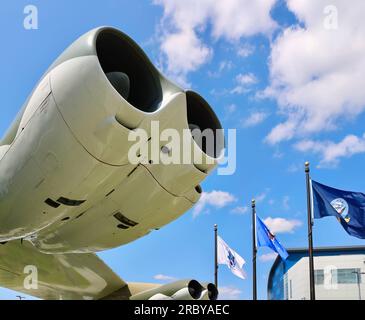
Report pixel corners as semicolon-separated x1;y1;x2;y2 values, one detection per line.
1;0;365;300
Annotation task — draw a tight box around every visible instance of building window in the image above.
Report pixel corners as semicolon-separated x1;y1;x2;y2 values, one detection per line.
332;268;361;284
314;269;324;285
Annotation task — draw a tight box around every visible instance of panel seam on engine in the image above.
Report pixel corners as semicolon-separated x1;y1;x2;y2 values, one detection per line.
140;164;195;205
49;75;131;168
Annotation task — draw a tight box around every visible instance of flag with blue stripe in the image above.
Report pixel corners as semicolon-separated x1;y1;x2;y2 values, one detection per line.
312;180;365;239
256;216;289;260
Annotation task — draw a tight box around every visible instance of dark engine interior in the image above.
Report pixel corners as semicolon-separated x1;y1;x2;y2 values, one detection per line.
96;29;162;113
186;91;224;158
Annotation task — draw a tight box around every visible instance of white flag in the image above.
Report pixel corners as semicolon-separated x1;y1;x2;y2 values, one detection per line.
217;236;246;280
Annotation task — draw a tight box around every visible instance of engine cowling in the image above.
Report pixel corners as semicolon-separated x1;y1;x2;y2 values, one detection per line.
48;27;224;169
0;26;224;253
130;280;218;301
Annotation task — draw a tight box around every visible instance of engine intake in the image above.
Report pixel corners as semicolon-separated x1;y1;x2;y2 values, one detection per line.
187;91;224;159
96;29;162;112
207;283;219;301
187;280;204;300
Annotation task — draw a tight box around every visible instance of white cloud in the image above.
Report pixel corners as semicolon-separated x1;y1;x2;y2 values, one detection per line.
231;190;268;214
212;73;259;96
219;60;233;72
231;73;258;94
264;217;302;234
282;195;290;210
294;133;365;167
231;206;249;215
208;60;234;78
237;73;257;85
265;0;365;144
265;118;297;145
255;190;269;203
193;190;237;218
218;286;242;300
154;0;277;84
237;43;255;58
242;111;269;128
259;252;278;262
273;150;284;159
225;104;237;115
223;104;238;121
160;28;213;84
153;274;177;282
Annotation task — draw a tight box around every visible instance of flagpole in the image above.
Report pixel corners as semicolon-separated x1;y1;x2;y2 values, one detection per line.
305;161;316;300
252;199;257;301
214;224;218;289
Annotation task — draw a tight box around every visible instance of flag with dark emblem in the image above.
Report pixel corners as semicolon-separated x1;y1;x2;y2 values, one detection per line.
312;180;365;239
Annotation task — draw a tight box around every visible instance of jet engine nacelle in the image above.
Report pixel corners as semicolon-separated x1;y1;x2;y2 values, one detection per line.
130;280;218;301
0;27;223;253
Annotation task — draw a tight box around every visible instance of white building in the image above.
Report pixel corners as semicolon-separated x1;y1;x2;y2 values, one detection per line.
268;246;365;300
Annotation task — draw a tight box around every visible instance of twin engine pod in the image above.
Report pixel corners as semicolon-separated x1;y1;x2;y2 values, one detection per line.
48;27;224;171
130;280;219;301
0;26;224;252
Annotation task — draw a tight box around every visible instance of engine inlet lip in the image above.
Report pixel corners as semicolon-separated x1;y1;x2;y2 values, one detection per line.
95;27;163;114
188;280;204;300
207;283;219;301
186;91;225;159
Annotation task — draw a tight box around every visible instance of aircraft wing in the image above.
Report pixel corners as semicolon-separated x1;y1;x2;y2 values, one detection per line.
0;241;218;300
0;241;126;300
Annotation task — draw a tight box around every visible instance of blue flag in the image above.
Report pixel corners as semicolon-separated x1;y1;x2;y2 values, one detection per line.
256;216;289;260
312;180;365;239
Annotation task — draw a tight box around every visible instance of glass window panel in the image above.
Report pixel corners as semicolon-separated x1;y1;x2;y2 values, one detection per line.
314;269;324;285
331;268;360;284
